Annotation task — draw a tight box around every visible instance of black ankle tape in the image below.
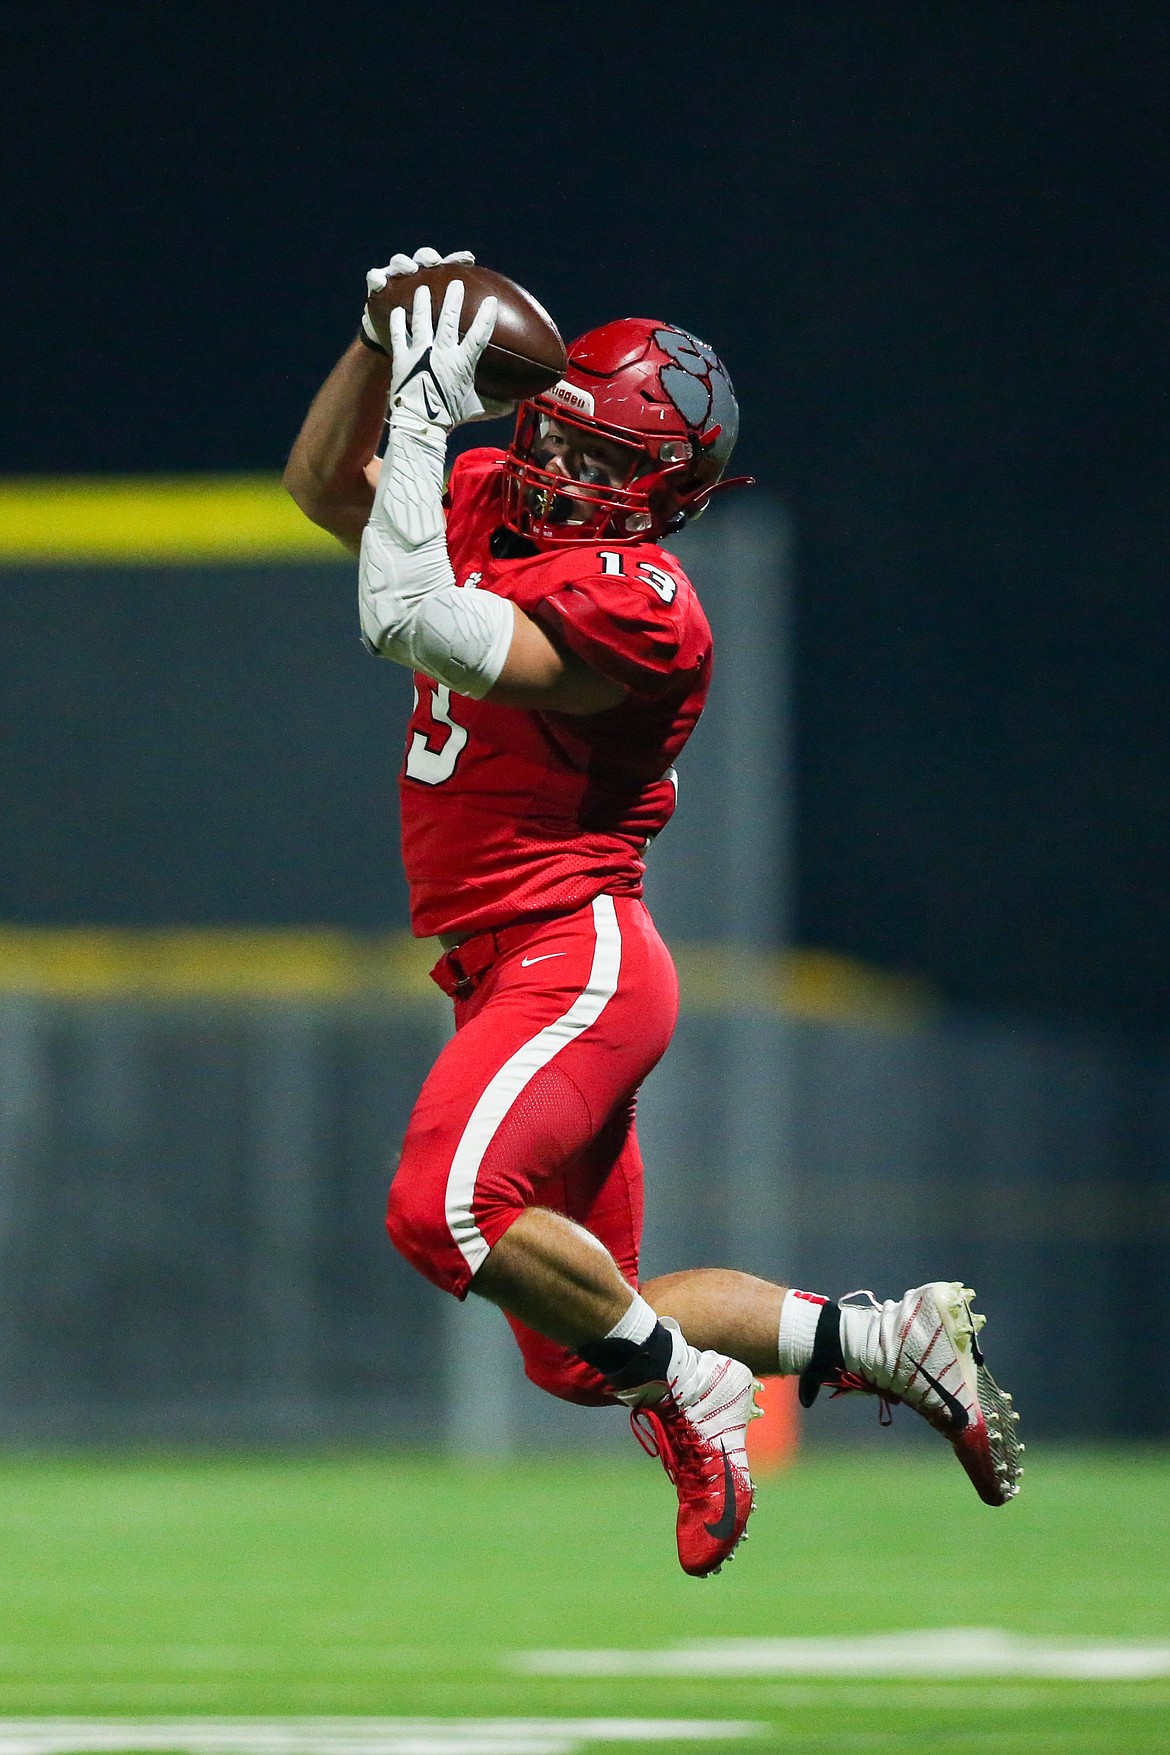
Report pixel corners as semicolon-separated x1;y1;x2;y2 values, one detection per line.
578;1320;674;1392
798;1301;845;1409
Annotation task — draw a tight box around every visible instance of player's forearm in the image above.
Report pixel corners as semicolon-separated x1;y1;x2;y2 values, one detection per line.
354;275;615;711
359;409;514;699
283;338;391;550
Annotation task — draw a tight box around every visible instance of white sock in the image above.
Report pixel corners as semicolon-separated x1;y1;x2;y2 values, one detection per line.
604;1292;658;1347
777;1288;830;1375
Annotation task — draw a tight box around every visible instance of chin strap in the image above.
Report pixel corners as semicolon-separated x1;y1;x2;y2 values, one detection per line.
688;474;757;514
664;473;757;534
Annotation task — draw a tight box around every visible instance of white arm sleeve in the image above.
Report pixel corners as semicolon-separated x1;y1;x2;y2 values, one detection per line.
357;408;514;700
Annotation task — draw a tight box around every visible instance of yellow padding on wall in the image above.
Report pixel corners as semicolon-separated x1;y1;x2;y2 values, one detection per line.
0;928;436;1000
0;476;344;564
0;928;930;1024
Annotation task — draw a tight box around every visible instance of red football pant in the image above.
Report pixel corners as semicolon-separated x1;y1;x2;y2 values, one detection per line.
386;893;678;1406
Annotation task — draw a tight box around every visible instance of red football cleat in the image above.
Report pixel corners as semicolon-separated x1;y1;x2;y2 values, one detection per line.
631;1345;761;1577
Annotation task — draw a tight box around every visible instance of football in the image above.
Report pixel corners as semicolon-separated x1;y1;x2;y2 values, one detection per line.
366;264;568;403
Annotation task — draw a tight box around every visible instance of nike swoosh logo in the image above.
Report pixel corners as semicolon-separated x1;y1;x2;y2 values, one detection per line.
398;349;452;422
907;1354;970;1431
703;1443;739;1542
520;952;566;967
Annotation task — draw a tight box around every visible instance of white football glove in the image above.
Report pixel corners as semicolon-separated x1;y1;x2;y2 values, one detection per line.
362;246;513;424
361;245;475;350
386;277;499;434
372;279;497;545
360;252;516;684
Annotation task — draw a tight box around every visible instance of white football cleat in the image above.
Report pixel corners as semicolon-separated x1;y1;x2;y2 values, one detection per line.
800;1281;1023;1505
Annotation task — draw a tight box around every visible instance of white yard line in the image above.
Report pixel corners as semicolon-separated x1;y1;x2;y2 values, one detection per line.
760;1684;1170;1711
0;1721;764;1755
512;1628;1170;1681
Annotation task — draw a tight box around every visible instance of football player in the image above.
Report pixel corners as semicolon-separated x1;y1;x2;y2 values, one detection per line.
284;246;1022;1576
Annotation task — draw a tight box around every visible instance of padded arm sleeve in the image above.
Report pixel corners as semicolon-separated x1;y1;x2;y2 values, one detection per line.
358;410;514;700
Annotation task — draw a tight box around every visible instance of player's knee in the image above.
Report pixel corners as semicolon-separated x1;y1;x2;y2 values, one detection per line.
385;1157;448;1279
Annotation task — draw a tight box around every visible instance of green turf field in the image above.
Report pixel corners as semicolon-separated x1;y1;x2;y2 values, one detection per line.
0;1446;1168;1753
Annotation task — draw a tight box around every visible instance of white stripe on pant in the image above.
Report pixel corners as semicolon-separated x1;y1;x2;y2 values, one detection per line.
443;893;624;1276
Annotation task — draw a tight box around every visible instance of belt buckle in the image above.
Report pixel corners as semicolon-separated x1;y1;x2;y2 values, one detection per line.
447;952;476;1000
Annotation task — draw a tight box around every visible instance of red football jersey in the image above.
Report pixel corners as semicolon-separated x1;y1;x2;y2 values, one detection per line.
398;447;713;938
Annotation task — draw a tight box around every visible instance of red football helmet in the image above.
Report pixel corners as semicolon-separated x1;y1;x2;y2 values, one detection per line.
501;318;751;546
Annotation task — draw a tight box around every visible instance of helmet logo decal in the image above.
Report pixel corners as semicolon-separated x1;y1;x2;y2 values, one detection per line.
653;327;739;463
546;379;596;417
660;362;711;427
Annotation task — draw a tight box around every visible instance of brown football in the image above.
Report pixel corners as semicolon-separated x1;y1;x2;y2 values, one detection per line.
365;263;568;403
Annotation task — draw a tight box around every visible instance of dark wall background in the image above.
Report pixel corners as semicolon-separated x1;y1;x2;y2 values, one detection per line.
2;563;409;927
4;1;1170;1024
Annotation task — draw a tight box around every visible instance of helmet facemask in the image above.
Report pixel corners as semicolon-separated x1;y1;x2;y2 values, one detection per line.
502;406;696;546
